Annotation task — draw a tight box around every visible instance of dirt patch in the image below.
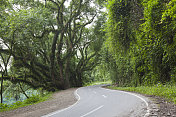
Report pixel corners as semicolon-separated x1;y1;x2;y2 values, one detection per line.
0;88;77;117
147;95;176;117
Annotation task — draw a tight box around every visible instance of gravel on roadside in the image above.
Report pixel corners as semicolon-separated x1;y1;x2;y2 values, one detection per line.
0;88;77;117
147;95;176;117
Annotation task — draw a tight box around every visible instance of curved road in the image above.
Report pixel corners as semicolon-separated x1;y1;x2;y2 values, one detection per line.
43;85;149;117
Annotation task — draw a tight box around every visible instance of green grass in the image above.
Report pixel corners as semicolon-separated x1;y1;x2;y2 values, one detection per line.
0;93;52;112
108;84;176;104
84;80;112;86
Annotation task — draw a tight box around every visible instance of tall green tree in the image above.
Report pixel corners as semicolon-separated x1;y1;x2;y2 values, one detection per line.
104;0;176;86
0;0;102;91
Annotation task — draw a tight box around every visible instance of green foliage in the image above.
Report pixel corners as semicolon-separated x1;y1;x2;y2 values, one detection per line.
0;92;51;112
24;95;40;104
0;103;8;110
106;0;139;53
14;101;23;106
108;84;176;104
0;0;104;91
104;0;176;86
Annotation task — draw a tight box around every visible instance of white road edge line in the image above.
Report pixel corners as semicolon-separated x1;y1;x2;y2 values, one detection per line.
80;105;104;117
100;87;115;92
42;88;81;117
100;87;150;117
102;95;107;98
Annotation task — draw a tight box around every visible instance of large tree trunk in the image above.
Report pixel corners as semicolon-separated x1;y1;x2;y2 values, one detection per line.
59;62;65;89
1;73;3;103
76;72;83;87
57;30;65;89
19;83;29;99
64;59;71;89
50;31;60;88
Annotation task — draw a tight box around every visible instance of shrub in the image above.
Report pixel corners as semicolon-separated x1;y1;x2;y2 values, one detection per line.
108;84;176;104
0;103;8;110
14;101;23;106
24;95;40;104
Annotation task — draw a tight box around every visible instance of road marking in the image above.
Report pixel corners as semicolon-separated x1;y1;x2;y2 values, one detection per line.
102;95;107;98
93;91;97;94
80;105;104;117
42;88;81;117
100;87;115;92
119;91;148;106
100;87;150;116
120;91;150;117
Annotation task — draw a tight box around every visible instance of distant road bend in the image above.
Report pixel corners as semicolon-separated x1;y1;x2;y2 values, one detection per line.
42;85;149;117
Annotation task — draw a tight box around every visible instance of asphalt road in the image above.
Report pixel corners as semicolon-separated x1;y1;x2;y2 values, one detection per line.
43;85;149;117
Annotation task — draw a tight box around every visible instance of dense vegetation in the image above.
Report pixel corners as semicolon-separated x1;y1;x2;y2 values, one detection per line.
0;0;176;108
102;0;176;86
0;0;104;92
0;0;106;106
0;91;51;112
108;84;176;104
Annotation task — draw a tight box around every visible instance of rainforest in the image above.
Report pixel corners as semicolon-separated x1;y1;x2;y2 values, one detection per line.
0;0;176;108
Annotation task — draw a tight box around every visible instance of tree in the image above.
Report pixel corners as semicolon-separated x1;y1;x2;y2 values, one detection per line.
0;0;102;91
104;0;176;86
0;52;11;103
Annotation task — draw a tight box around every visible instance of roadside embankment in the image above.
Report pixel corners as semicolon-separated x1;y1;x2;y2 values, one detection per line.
0;88;77;117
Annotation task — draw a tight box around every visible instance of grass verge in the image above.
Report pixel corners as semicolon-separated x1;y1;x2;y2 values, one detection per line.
0;93;52;112
108;84;176;104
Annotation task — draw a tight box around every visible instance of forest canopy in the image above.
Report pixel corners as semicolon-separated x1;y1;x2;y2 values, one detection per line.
0;0;176;96
0;0;105;92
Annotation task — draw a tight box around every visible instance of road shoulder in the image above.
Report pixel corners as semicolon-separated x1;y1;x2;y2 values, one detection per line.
0;88;77;117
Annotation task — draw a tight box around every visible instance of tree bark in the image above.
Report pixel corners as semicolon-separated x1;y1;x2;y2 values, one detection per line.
64;59;71;89
50;31;60;87
1;73;3;103
19;83;29;99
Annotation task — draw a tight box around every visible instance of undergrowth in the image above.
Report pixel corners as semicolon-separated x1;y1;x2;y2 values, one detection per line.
84;80;112;86
0;93;52;112
108;83;176;104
